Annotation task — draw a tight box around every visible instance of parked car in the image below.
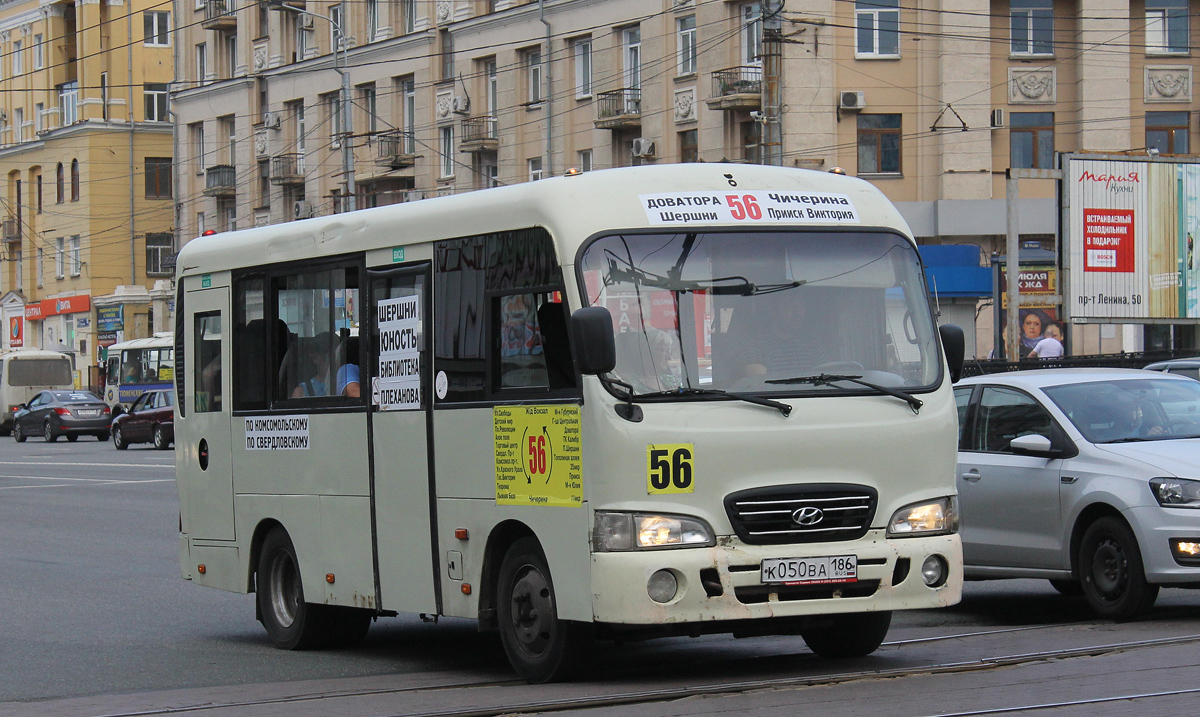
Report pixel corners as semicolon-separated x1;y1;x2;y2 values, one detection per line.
1143;357;1200;380
954;368;1200;619
13;390;111;442
111;389;174;450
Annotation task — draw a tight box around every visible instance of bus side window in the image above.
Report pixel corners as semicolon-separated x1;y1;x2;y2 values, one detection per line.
195;312;222;413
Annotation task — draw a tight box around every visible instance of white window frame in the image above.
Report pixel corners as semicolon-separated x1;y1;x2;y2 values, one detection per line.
573;38;592;98
144;11;171;47
526;49;542;104
402;78;416;153
13;107;22;142
196;43;208;83
1146;0;1189;54
330;5;344;51
55;236;64;279
529;156;543;181
144;84;169;122
191;122;205;174
58;81;78;125
34;102;42;134
366;0;378;41
224;32;237;76
12;40;21;76
402;0;416;34
70;235;80;276
439;125;454;178
742;4;762;65
33;34;42;68
1010;0;1053;56
678;16;697;76
36;247;42;287
624;28;641;89
360;84;377;140
855;0;900;58
578;149;592;172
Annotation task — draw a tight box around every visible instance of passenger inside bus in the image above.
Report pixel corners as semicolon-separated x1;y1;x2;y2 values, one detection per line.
122;362;141;384
335;332;360;398
291;333;334;398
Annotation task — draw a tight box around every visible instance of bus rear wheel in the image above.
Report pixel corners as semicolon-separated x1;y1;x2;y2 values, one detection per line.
257;528;326;650
496;537;591;683
800;611;892;659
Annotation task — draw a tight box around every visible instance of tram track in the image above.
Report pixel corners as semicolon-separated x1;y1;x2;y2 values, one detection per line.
80;632;1200;717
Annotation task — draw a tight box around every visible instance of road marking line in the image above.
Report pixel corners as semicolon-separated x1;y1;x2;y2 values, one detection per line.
0;461;174;469
0;474;174;487
0;479;174;490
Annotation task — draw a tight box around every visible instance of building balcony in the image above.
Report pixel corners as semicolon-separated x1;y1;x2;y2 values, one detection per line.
203;165;237;197
375;131;417;169
706;66;762;110
2;218;20;243
201;0;238;30
270;153;306;185
594;88;642;129
460;116;498;153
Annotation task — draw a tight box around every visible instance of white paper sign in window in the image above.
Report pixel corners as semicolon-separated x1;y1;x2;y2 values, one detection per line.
375;295;421;410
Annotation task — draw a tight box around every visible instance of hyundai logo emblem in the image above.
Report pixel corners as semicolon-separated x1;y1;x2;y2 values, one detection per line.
792;506;824;526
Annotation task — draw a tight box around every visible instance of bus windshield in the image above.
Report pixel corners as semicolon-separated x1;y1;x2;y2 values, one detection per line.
579;230;940;396
115;348;175;384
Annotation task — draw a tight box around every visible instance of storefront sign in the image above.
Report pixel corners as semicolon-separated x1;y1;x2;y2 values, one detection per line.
9;316;22;347
97;306;124;331
25;294;91;321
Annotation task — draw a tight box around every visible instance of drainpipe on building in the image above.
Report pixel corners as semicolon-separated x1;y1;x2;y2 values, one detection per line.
539;0;551;177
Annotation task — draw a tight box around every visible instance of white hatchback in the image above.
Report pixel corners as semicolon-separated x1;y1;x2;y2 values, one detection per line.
954;368;1200;619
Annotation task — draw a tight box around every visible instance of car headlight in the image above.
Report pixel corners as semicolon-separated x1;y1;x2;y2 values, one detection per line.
1150;478;1200;508
887;497;958;537
592;511;715;552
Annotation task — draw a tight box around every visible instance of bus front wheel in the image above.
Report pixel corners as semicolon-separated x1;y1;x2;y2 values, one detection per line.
800;611;892;659
496;537;591;683
257;528;325;650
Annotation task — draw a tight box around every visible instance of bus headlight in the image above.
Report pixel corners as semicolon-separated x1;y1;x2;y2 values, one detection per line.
592;512;716;552
887;497;958;537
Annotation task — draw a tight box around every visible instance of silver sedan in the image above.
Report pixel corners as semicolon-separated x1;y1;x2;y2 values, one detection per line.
954;368;1200;619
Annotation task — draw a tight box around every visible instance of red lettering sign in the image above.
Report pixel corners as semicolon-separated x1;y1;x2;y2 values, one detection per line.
1083;209;1135;273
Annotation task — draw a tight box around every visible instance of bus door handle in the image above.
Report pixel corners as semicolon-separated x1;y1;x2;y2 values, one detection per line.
960;469;981;483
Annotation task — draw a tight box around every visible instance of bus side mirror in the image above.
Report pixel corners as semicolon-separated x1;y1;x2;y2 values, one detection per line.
570;307;617;376
939;323;965;383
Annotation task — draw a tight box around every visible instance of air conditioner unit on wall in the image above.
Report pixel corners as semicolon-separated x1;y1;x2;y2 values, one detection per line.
991;108;1005;128
631;138;656;158
294;200;315;218
839;91;866;111
299;13;315;29
451;95;470;114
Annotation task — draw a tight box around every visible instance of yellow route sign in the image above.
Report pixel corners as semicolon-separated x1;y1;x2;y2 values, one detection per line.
494;404;582;507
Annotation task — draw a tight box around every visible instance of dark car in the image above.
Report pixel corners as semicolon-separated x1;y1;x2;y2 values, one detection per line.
1143;357;1200;380
112;389;175;450
13;390;111;442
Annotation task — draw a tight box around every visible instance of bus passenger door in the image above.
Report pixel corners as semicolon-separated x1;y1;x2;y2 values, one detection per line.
179;286;234;541
367;265;437;613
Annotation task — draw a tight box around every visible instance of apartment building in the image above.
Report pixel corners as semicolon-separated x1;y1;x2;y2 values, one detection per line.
0;0;175;364
172;0;1200;358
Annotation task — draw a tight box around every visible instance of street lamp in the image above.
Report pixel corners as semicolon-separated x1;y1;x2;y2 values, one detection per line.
267;0;355;213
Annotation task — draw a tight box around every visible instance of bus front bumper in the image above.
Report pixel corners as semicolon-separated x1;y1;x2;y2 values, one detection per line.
590;530;961;625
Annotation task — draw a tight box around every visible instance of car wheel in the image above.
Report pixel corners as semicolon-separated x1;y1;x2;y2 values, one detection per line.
113;426;128;450
154;425;170;450
66;434;78;442
1079;516;1159;619
13;422;25;443
43;421;57;442
256;527;329;650
800;611;892;659
1049;579;1083;596
496;536;592;683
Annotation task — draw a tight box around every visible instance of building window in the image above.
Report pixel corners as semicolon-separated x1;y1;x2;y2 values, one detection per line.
57;81;78;125
293;15;308;61
525;48;542;104
440;125;454;178
55;236;64;279
1010;0;1052;55
678;16;697;75
13;108;22;143
146;157;172;198
197;211;205;235
856;0;900;57
55;162;63;203
528;156;543;181
680;129;698;162
190;122;205;174
33;34;42;69
70;235;80;276
359;84;377;141
1010;112;1054;168
196;43;207;83
1147;0;1188;54
221;115;236;164
144;83;169;122
401;77;416;152
100;74;108;120
742;4;762;65
258;160;271;207
857;113;902;173
325;93;342;147
485;59;498;117
578;149;592;172
440;29;454;81
329;4;344;50
624;28;641;88
223;31;237;77
402;0;416;34
36;248;42;287
146;233;174;276
70;158;79;201
144;11;170;46
35;173;41;213
367;0;378;40
573;39;592;98
34;102;42;134
741;120;761;164
1147;111;1189;154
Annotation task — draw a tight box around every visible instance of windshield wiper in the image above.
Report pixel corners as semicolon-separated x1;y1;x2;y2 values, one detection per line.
765;373;923;414
632;387;792;417
1100;436;1169;443
606;264;803;296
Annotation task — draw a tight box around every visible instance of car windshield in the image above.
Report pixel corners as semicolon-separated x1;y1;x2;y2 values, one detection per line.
52;391;101;403
1043;378;1200;443
578;230;940;397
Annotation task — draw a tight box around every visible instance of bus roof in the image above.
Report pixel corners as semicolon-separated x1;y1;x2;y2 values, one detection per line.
0;348;70;360
106;333;173;352
176;165;913;277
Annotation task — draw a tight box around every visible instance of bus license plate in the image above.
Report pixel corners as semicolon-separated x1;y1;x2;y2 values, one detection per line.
761;555;857;585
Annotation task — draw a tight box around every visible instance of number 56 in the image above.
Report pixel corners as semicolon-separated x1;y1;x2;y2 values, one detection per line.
647;444;695;494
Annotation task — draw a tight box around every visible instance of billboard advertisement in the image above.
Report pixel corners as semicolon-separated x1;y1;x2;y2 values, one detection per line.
1067;157;1200;320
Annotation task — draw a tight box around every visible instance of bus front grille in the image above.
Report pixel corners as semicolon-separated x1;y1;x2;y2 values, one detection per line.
724;484;878;545
734;579;881;604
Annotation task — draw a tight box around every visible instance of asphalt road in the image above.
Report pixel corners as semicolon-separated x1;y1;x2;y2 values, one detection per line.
3;438;1200;716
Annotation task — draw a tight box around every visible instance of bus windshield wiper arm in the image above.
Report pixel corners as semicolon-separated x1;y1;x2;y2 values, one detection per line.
765;373;923;413
632;387;792;417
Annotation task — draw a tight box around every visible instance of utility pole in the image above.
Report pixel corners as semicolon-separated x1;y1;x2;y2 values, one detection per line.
269;0;355;212
761;0;784;166
1005;167;1062;361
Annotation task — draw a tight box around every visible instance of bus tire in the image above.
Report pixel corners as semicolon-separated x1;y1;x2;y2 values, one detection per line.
800;611;892;659
256;527;325;650
113;426;128;450
496;536;591;683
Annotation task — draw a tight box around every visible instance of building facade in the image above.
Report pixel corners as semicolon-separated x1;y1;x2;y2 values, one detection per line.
172;0;1200;358
0;0;175;367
